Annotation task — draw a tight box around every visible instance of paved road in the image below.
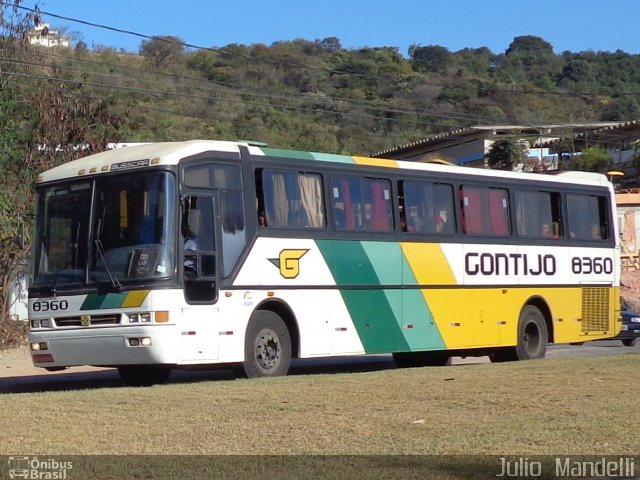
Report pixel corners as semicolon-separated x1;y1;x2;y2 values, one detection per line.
0;340;636;394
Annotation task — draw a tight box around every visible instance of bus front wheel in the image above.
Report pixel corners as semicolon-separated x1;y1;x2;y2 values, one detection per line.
491;305;548;362
243;311;292;378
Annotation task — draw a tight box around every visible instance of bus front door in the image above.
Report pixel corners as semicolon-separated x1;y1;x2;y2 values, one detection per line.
182;195;218;304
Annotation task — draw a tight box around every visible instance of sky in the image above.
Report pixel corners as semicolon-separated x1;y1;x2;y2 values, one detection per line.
16;0;640;56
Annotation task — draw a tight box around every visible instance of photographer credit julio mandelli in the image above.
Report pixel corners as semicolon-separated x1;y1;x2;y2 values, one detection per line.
497;456;636;478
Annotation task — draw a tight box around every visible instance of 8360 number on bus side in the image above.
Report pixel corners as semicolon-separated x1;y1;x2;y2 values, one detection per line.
571;256;613;275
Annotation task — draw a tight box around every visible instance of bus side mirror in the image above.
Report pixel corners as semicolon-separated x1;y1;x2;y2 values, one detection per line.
17;223;25;250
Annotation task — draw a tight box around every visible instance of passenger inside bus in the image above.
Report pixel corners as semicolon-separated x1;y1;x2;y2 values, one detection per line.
184;210;200;273
541;222;561;239
591;224;602;239
541;223;553;238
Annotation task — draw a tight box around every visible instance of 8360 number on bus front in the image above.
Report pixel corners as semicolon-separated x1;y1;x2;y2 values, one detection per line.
32;300;69;312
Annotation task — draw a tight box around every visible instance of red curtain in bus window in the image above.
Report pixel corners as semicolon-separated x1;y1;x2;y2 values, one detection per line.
371;181;391;231
488;189;509;235
460;187;483;234
340;178;355;229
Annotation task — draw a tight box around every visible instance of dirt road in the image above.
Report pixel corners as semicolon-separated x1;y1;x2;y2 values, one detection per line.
0;346;107;378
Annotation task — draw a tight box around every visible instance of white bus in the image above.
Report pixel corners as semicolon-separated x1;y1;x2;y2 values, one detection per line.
27;140;621;385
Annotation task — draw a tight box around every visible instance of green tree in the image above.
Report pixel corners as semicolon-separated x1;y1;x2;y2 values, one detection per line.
1;2;130;327
599;97;640;121
409;45;451;73
320;37;341;53
506;35;554;57
561;59;592;83
571;147;612;172
139;35;185;67
497;35;560;89
486;139;526;171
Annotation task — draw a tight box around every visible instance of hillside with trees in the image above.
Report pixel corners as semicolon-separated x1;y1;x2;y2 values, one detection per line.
1;2;640;326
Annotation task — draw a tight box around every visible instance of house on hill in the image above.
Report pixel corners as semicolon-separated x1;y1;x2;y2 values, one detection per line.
27;23;69;48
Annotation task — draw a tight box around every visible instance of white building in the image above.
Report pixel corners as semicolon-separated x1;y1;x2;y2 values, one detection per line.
28;23;70;48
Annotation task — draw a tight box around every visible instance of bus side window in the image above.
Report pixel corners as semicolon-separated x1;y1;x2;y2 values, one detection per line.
460;186;484;234
488;188;510;235
400;180;454;234
332;175;392;232
368;179;393;231
514;190;562;239
567;193;608;240
260;170;325;228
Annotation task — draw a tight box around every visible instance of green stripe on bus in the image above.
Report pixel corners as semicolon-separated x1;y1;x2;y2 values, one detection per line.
316;239;409;353
260;147;355;164
309;152;355;164
317;239;447;353
399;254;447;351
261;148;316;160
361;242;447;351
80;292;128;310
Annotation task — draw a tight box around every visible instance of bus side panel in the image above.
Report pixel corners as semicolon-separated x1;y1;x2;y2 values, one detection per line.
317;239;405;354
400;242;461;349
232;237;359;357
317;240;448;354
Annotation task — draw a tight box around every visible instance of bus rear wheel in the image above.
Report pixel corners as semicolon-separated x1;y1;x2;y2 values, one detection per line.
117;365;172;387
491;305;548;362
243;311;292;378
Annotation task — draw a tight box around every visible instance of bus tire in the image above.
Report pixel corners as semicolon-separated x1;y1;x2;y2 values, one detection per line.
622;338;637;347
492;305;548;362
117;365;172;387
243;310;292;378
393;352;450;368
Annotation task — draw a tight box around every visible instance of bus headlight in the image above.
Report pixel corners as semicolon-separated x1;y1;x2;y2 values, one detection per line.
30;319;51;329
30;342;48;351
128;313;153;323
128;337;152;347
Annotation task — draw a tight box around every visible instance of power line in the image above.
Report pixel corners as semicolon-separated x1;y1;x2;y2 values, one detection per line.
3;1;638;149
3;49;491;124
2;68;478;131
13;0;640;102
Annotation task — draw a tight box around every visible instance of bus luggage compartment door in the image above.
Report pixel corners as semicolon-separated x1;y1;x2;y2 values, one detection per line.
179;308;220;362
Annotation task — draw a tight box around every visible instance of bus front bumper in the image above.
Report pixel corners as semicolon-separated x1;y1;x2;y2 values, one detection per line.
28;326;178;368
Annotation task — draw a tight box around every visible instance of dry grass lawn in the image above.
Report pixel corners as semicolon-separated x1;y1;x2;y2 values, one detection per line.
1;353;638;458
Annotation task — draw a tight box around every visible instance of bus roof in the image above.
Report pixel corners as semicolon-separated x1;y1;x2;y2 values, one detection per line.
36;140;612;189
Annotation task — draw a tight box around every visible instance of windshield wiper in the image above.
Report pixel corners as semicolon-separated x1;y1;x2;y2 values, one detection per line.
48;269;62;297
94;238;122;291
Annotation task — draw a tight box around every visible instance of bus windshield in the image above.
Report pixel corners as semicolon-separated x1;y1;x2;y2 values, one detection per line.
33;171;177;289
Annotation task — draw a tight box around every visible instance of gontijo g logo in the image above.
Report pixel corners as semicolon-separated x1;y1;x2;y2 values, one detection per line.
269;249;309;279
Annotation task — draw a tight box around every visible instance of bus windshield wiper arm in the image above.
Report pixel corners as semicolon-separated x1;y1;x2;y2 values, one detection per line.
94;239;122;291
48;269;62;297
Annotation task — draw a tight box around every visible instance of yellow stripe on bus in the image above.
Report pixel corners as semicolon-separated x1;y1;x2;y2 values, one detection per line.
352;156;398;168
401;243;457;285
401;242;460;347
122;290;150;308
